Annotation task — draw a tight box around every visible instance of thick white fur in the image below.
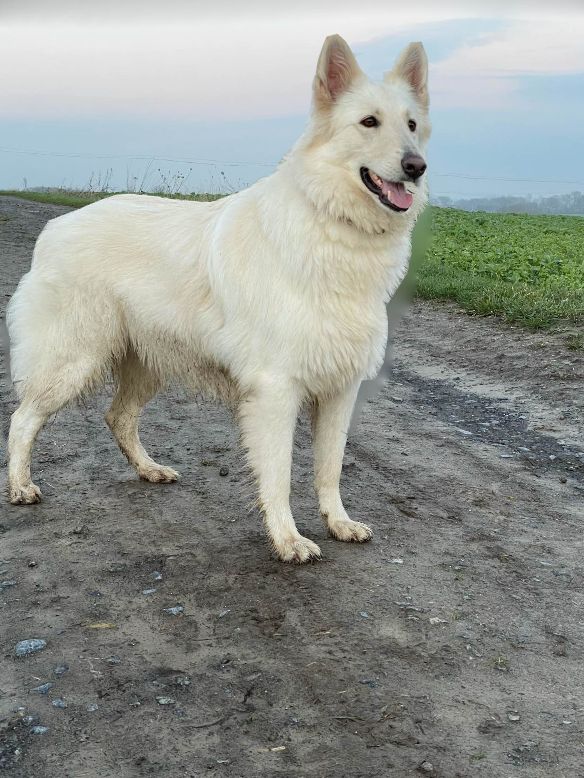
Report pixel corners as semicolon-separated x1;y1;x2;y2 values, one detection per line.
6;36;430;562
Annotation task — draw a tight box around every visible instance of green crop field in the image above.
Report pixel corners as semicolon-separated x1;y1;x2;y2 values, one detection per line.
418;207;584;336
1;190;582;341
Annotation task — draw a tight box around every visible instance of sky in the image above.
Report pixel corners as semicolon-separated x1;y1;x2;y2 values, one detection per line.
1;0;583;199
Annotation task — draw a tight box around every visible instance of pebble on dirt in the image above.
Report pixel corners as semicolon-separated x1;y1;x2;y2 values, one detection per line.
156;696;176;705
30;726;48;735
151;571;163;581
163;605;184;616
32;683;55;694
15;639;47;657
53;664;69;676
52;698;67;709
219;466;229;476
142;588;157;595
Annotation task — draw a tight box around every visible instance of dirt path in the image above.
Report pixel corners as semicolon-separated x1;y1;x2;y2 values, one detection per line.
1;197;582;778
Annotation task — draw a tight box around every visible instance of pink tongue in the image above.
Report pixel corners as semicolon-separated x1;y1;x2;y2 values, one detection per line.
381;180;413;209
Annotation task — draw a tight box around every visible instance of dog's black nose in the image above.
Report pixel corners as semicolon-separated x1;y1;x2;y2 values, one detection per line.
401;154;427;180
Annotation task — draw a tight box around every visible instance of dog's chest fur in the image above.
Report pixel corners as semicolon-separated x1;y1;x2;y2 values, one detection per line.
206;179;412;396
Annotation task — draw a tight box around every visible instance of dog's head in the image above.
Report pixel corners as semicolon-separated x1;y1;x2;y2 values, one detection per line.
298;35;430;230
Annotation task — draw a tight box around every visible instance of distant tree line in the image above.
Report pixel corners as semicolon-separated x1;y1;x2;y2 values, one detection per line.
431;190;584;216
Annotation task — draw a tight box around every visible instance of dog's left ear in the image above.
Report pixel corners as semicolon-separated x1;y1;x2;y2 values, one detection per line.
387;42;429;109
313;34;363;111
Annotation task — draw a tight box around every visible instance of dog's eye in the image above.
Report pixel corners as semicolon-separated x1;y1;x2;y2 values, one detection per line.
408;119;417;132
360;116;379;128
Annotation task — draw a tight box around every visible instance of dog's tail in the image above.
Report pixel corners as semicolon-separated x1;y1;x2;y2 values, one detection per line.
1;316;12;447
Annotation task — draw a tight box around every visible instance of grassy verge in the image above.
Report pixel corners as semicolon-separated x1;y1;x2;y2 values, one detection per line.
0;190;224;208
418;207;583;332
2;190;582;338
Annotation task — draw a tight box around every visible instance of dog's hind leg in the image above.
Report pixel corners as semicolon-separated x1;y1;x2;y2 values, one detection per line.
8;357;106;504
106;350;179;483
8;401;51;504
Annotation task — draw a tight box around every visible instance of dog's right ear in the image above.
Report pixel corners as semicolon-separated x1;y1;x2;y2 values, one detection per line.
313;35;363;111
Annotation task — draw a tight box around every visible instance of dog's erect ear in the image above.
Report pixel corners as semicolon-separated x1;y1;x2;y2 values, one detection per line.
313;34;363;110
388;42;429;109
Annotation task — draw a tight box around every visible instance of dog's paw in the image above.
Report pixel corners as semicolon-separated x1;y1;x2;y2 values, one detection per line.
276;535;322;564
138;465;180;483
327;517;372;543
10;482;42;505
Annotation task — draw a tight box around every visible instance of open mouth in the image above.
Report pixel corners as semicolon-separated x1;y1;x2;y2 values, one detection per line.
360;167;413;212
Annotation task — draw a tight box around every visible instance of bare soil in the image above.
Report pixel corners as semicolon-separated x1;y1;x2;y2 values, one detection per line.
1;196;583;778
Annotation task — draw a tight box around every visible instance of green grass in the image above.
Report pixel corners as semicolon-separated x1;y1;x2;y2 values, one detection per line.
0;189;224;208
419;207;584;331
2;190;582;337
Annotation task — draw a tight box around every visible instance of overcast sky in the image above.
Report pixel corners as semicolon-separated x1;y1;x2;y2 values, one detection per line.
1;1;583;198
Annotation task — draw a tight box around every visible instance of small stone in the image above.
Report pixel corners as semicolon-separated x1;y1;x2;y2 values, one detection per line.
218;609;231;618
32;682;54;695
28;560;37;568
419;761;434;773
87;703;99;712
106;655;121;665
1;580;17;590
142;588;157;595
173;675;191;687
359;611;370;619
53;664;69;676
52;698;67;709
559;477;567;484
270;746;286;752
151;571;163;581
15;639;47;657
500;454;513;459
429;617;448;625
478;715;504;733
508;712;521;722
30;725;48;735
163;605;184;616
156;696;176;705
388;558;404;565
219;466;229;477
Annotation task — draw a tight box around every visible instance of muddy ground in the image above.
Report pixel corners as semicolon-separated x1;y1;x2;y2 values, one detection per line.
0;196;582;778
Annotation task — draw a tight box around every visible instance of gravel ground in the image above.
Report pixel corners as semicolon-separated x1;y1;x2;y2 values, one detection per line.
1;196;583;777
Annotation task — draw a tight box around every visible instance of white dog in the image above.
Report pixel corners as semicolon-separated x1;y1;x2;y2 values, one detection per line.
6;35;430;562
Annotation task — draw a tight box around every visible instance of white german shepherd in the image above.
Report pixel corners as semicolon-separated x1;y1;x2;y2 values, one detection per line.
6;35;430;562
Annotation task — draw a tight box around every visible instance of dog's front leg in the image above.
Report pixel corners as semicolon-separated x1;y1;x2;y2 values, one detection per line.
313;381;373;543
240;375;321;563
